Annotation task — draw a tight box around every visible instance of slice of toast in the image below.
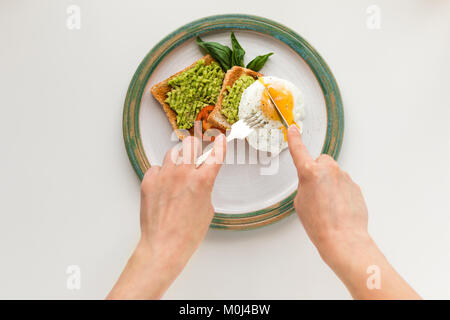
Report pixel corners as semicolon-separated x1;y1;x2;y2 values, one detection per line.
150;54;216;140
207;66;262;131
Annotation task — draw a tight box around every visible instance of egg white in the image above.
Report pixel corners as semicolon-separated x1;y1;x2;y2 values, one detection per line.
238;76;305;154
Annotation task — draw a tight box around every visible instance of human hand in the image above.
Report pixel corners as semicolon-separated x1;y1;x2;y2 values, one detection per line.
286;125;420;299
138;134;226;278
286;125;370;268
108;135;226;299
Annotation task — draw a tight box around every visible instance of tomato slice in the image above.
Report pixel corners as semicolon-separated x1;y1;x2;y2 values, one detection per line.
196;105;215;127
196;105;215;133
195;105;221;141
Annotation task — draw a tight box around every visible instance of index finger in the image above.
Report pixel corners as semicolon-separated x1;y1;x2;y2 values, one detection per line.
287;125;313;172
182;136;201;166
199;134;226;181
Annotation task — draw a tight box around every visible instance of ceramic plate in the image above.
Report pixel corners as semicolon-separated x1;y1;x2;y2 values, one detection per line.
123;14;343;230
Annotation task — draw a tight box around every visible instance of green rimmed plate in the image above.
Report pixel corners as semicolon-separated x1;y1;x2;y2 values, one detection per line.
123;14;343;230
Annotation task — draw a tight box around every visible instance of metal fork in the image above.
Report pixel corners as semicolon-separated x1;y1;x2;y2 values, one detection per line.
195;111;267;167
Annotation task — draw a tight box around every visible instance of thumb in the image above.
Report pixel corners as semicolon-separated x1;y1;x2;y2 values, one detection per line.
287;125;313;172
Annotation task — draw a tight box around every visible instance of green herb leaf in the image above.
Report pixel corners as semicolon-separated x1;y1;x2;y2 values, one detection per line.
230;32;245;67
196;36;232;71
246;53;274;72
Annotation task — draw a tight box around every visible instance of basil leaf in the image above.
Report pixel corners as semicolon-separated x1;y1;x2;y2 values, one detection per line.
196;36;232;70
246;53;274;72
231;32;245;67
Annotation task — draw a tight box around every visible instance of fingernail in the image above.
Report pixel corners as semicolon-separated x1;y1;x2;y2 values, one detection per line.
288;124;300;135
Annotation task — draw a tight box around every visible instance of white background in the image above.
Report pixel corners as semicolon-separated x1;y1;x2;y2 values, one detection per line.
1;0;449;299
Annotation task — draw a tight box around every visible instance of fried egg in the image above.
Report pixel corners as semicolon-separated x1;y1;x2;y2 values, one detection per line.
238;76;305;154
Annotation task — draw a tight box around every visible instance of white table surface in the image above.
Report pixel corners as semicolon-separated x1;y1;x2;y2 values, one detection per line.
1;0;450;299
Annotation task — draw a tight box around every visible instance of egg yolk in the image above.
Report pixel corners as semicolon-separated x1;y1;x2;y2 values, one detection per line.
259;78;299;140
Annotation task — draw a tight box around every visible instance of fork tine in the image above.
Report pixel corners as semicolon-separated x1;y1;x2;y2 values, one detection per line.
245;112;258;122
253;118;265;128
244;111;266;129
248;118;261;127
247;117;260;125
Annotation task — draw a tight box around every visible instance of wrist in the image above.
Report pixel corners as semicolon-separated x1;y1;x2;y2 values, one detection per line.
316;231;377;272
132;239;182;294
107;240;179;300
136;237;189;278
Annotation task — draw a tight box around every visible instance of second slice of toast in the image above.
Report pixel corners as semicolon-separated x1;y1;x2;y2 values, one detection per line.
207;66;262;131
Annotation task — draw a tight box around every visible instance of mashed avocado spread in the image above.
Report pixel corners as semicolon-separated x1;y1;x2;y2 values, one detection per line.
221;75;255;124
165;59;224;129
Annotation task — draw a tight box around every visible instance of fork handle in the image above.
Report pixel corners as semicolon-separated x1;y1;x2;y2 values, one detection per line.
195;148;214;167
195;134;237;167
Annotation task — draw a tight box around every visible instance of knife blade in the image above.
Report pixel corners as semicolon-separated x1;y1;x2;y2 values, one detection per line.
265;87;289;129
